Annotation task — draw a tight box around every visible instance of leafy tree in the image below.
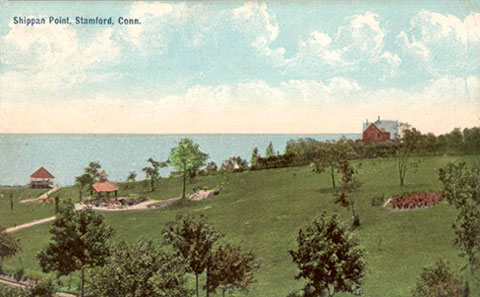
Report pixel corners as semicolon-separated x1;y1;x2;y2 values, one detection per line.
397;124;422;186
0;226;21;271
38;200;114;297
142;158;167;192
314;141;355;189
89;240;192;297
169;138;208;199
265;142;275;159
336;160;361;226
163;214;223;297
205;161;218;174
439;162;480;274
206;244;257;297
412;259;469;297
75;174;90;202
76;162;101;198
250;147;260;168
126;170;137;183
289;213;365;297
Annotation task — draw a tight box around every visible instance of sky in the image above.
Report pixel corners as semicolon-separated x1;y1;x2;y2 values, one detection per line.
0;0;479;134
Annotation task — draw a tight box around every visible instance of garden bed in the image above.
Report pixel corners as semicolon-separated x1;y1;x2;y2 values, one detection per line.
385;192;444;210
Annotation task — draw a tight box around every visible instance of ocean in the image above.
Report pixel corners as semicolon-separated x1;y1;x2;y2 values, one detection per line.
0;134;360;186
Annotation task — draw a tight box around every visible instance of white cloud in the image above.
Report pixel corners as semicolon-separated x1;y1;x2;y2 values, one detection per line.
232;1;285;63
397;11;480;78
1;19;121;93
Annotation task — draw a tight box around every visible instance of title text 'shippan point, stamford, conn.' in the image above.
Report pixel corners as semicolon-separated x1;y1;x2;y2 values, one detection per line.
12;16;141;26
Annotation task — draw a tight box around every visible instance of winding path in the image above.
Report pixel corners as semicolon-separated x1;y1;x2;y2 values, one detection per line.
5;197;181;234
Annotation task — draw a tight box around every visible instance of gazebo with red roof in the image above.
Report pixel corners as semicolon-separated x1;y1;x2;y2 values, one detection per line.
92;171;118;197
29;167;55;188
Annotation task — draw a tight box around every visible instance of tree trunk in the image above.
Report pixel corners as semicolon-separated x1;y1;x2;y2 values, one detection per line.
330;165;336;188
151;179;155;192
206;263;210;297
182;173;187;199
195;273;199;297
222;288;226;297
81;268;85;297
79;190;83;202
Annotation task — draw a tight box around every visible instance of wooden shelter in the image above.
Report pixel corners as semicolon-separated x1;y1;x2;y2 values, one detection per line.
29;167;54;188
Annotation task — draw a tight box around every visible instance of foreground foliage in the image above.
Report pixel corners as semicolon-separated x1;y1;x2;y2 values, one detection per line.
37;201;114;297
163;214;222;297
207;244;257;297
439;162;480;274
89;240;192;297
290;213;365;297
412;259;469;297
0;226;21;271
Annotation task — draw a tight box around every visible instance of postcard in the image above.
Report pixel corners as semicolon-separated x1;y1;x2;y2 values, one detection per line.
0;1;479;297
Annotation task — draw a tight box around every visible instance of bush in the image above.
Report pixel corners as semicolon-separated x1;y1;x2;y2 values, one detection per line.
371;194;385;207
29;279;56;297
412;259;469;297
0;284;29;297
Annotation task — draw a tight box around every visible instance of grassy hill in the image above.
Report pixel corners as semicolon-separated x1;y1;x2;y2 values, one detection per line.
2;155;479;297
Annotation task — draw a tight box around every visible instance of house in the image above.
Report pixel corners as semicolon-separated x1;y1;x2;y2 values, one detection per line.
29;167;55;188
362;116;399;143
363;116;399;139
92;171;118;197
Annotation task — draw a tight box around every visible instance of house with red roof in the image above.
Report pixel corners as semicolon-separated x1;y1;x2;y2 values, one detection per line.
362;123;391;143
92;171;118;197
29;167;55;188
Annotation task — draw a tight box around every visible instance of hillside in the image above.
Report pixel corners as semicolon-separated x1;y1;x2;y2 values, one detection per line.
2;155;479;297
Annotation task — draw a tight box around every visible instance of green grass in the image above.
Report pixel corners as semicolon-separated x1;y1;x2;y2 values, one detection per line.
3;155;480;297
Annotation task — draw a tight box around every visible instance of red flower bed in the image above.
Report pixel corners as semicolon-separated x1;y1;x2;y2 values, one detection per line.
391;192;444;209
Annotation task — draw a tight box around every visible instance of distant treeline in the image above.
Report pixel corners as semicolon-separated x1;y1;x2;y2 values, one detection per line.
284;126;480;166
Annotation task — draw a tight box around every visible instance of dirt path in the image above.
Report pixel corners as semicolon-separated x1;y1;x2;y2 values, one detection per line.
21;186;62;204
5;198;182;234
0;276;76;297
4;217;56;233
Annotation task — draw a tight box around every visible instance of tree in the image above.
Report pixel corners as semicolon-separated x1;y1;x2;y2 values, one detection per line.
205;162;218;174
76;162;101;198
314;141;355;189
126;170;137;183
0;226;21;271
397;124;422;186
163;214;223;297
439;162;480;274
250;147;260;168
38;200;114;297
169;138;208;199
89;240;192;297
10;193;14;212
336;160;361;227
265;142;275;159
206;244;257;297
74;174;90;202
142;158;167;192
289;213;365;297
412;259;469;297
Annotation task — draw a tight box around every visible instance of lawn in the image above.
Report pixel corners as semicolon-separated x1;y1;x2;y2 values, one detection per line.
2;155;480;297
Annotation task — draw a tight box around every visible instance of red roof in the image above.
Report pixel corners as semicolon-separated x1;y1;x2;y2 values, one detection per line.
30;167;55;179
99;171;107;177
92;181;118;193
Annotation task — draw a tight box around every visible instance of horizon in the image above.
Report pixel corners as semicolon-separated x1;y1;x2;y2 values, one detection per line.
1;1;479;134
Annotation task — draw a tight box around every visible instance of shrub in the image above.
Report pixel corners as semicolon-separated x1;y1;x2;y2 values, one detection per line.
412;259;469;297
14;268;24;281
371;194;385;207
29;279;56;297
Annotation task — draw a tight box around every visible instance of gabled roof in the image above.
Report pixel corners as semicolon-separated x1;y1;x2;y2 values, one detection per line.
92;180;118;192
30;167;54;179
364;123;385;134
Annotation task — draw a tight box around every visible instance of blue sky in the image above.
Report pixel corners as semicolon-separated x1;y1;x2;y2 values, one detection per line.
0;0;479;134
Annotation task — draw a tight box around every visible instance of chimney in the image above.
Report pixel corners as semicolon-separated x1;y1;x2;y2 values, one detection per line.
366;119;368;124
377;115;380;121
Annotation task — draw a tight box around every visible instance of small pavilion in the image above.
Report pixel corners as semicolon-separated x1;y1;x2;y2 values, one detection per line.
29;167;55;188
92;171;118;197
